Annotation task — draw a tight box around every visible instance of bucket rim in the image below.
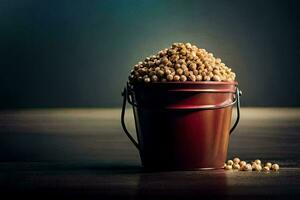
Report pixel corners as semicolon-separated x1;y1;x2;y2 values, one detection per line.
131;81;238;86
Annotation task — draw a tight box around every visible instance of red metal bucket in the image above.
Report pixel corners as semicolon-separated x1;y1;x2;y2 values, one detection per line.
121;82;241;170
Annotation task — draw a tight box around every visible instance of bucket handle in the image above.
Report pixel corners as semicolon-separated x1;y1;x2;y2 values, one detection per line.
121;86;140;150
121;84;242;149
230;87;242;135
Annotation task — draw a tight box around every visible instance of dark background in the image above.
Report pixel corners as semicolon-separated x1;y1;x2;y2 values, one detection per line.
1;0;300;108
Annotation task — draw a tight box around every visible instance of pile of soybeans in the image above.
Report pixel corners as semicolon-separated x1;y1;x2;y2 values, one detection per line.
129;42;236;84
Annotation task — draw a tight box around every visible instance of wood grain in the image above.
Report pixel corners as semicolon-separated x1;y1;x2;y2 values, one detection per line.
0;108;299;199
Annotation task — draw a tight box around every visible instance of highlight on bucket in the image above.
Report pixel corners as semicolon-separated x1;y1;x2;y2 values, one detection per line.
121;42;242;171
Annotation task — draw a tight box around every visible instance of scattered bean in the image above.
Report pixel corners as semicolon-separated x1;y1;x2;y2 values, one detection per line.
265;162;272;168
244;164;252;171
239;161;247;167
233;163;240;170
233;157;240;164
225;158;280;173
272;164;280;171
227;160;234;166
225;165;233;170
263;166;270;171
255;159;261;165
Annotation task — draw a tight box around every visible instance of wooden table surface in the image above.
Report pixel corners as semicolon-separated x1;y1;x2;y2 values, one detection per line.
0;108;300;199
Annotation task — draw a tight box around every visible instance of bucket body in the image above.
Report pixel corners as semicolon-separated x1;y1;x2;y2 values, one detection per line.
127;82;238;170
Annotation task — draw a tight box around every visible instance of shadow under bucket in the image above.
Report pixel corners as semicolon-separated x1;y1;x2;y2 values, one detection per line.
121;82;242;170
